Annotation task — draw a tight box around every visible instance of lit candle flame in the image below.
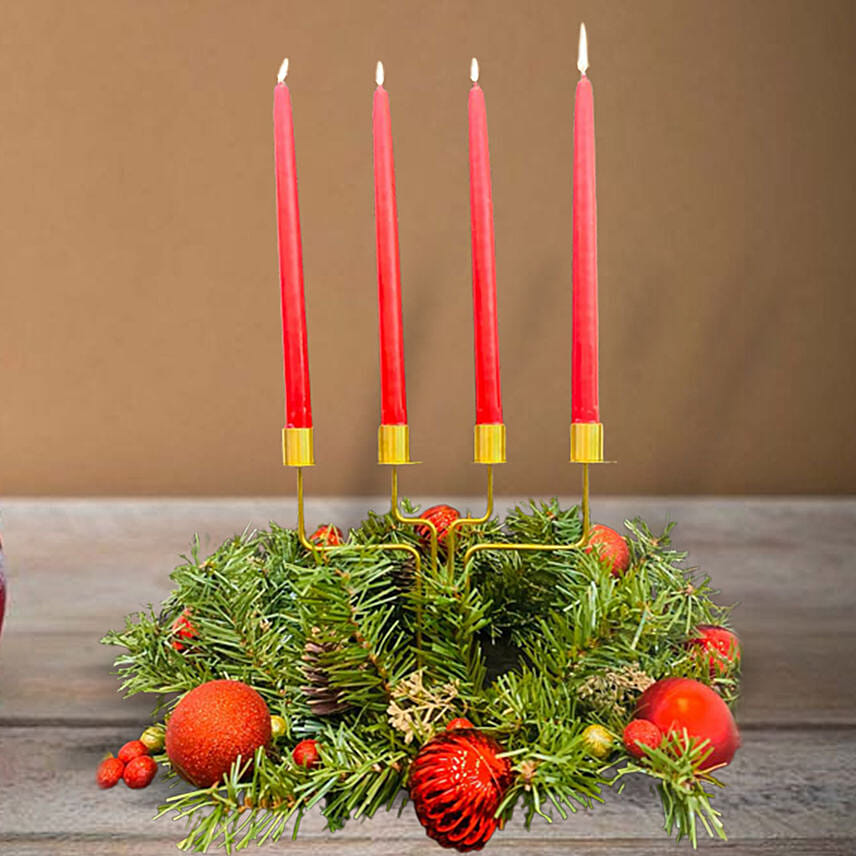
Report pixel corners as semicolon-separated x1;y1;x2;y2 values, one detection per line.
277;56;289;84
470;57;479;83
376;60;384;87
577;23;588;75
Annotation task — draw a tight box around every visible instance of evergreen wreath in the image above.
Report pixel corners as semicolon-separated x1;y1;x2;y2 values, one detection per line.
103;498;741;852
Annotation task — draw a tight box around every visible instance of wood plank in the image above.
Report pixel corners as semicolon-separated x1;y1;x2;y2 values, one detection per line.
1;499;854;724
0;726;853;841
1;837;854;856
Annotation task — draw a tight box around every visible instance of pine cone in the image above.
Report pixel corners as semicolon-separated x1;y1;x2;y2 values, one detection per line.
301;637;351;716
390;554;417;593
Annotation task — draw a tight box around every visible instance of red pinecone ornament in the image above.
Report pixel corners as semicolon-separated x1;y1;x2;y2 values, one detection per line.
416;505;461;550
409;728;512;852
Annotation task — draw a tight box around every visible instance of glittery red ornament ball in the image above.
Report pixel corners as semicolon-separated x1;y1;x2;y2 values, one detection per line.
409;728;513;852
636;677;740;770
165;680;271;787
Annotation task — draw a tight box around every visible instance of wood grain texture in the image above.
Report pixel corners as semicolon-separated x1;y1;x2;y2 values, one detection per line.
2;840;855;856
0;726;853;841
0;499;854;853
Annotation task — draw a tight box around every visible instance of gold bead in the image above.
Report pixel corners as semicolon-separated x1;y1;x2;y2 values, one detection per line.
139;725;165;752
582;723;614;759
270;715;288;739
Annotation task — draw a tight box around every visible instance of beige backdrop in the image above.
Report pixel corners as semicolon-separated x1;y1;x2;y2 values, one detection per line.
2;0;855;496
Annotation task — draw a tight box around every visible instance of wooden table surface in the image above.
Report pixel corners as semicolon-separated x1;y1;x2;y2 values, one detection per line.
0;497;854;855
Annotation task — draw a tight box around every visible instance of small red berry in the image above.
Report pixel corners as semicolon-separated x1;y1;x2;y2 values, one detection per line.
623;718;662;759
415;505;461;549
686;625;741;675
446;717;474;730
117;740;148;764
292;738;320;769
123;754;158;789
170;607;198;651
310;524;344;546
96;756;125;789
585;524;631;576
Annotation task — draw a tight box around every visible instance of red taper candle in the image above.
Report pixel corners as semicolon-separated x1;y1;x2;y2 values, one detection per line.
273;58;312;429
372;62;408;425
572;24;599;424
468;58;503;426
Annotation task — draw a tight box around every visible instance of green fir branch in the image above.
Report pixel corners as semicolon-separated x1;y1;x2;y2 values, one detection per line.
102;500;740;852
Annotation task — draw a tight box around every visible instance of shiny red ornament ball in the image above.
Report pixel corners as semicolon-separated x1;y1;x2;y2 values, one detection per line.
409;728;513;852
292;738;320;768
446;717;474;730
170;608;198;652
310;524;344;546
585;524;630;576
635;677;740;770
622;718;662;758
686;625;741;675
416;505;461;550
165;680;271;787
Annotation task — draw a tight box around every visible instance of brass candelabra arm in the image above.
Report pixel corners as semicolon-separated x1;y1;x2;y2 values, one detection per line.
389;466;439;573
460;463;592;573
294;466;425;659
445;465;495;579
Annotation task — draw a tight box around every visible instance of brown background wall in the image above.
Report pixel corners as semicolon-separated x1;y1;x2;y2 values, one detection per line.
1;0;855;497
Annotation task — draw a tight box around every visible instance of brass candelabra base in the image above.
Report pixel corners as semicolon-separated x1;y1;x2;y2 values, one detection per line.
286;422;604;653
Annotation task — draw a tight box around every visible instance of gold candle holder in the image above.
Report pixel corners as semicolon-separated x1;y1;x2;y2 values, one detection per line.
570;421;604;463
283;427;315;467
378;424;412;465
474;423;506;464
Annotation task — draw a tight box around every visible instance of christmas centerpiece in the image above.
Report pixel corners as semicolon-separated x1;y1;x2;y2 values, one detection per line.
100;27;742;853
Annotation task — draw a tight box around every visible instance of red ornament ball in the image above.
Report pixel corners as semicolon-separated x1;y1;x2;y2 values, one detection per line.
416;505;461;550
623;718;662;758
117;739;148;764
123;754;158;789
686;625;741;675
635;677;740;770
165;679;271;787
585;524;630;576
446;717;474;731
409;727;513;852
292;738;320;769
96;756;125;789
170;608;198;652
310;524;344;546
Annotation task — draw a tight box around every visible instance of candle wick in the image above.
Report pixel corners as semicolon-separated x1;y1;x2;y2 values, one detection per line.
470;57;479;83
376;60;385;87
277;56;289;84
577;23;589;75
